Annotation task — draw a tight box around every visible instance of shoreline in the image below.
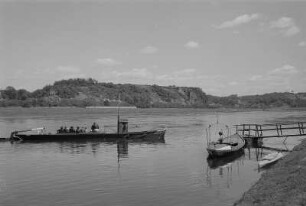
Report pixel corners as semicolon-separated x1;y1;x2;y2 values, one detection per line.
234;138;306;206
85;106;137;109
0;106;305;111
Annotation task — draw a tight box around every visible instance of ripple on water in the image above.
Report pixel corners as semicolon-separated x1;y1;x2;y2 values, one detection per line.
0;108;305;206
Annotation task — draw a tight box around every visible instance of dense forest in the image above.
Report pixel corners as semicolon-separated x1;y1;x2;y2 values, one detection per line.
0;78;207;108
207;93;306;108
0;78;306;108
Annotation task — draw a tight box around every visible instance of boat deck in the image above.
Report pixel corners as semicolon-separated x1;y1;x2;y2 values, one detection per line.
11;129;166;142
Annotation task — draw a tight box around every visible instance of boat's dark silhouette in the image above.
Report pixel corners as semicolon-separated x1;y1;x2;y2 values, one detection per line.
10;114;166;142
207;149;245;169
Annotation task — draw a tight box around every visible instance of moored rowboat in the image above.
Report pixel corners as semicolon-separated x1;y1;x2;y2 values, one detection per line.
258;152;284;168
207;133;245;158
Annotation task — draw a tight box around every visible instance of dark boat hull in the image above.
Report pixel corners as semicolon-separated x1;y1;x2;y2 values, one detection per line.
206;133;245;158
207;149;244;169
11;129;166;142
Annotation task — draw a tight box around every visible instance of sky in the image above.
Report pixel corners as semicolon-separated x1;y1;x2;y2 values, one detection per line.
0;0;306;96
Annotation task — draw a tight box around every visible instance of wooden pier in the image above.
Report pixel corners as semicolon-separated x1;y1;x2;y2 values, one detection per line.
235;122;306;139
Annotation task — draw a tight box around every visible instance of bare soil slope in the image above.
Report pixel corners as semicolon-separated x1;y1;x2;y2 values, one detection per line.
235;138;306;206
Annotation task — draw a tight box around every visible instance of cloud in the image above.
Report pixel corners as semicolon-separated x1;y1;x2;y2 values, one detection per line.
268;64;298;76
244;64;302;94
53;66;86;79
298;41;306;47
156;69;197;81
33;66;82;75
112;68;153;79
249;65;297;82
214;13;260;29
174;68;196;75
140;46;159;54
93;67;157;85
184;41;200;49
24;66;86;84
154;70;228;93
249;75;263;81
97;67;200;87
56;66;81;73
96;58;121;66
229;81;238;86
270;17;300;37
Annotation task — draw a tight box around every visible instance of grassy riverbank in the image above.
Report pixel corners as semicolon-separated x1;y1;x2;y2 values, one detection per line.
234;138;306;206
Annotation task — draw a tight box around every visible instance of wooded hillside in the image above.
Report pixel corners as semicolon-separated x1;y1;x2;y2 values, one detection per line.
0;78;208;108
1;78;305;108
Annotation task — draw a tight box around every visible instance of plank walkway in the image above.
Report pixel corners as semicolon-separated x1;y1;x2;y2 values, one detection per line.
235;122;306;139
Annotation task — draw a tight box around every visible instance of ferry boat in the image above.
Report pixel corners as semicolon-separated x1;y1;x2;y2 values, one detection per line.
10;118;166;142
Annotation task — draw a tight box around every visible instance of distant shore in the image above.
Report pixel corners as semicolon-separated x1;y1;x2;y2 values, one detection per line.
0;106;306;112
85;106;137;109
234;138;306;206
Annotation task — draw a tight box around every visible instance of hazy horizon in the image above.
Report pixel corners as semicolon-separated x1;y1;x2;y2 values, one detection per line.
1;0;306;96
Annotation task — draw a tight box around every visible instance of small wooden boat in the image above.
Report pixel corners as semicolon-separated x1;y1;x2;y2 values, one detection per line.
206;133;245;158
205;118;245;158
258;152;284;168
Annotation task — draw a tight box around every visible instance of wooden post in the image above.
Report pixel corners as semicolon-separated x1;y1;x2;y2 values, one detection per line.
276;124;280;137
280;124;283;136
298;122;304;135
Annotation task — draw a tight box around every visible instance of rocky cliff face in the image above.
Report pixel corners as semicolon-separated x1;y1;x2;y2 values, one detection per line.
144;85;208;107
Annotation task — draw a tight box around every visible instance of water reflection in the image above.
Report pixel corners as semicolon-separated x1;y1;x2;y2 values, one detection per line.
205;155;245;189
244;138;264;161
204;137;281;189
117;140;128;159
1;108;304;206
10;138;165;160
205;138;277;171
207;150;245;170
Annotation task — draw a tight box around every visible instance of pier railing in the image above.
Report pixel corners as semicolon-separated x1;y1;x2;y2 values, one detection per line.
235;122;306;139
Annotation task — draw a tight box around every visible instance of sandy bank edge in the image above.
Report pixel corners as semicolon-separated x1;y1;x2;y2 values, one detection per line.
234;138;306;206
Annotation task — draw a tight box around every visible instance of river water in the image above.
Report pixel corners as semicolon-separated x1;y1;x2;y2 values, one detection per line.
0;108;305;206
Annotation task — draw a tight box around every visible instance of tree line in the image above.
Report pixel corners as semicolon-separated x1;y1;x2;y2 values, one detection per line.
0;78;305;108
0;78;208;108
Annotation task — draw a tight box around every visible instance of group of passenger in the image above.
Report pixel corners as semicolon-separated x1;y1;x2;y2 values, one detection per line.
57;122;100;134
57;126;87;134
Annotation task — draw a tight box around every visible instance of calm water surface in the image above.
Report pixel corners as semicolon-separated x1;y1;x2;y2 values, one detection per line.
0;108;305;206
